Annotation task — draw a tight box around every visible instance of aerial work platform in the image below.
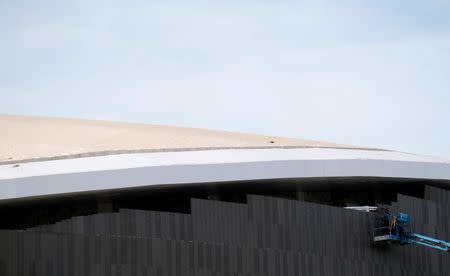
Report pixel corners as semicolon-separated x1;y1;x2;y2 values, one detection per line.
373;209;450;252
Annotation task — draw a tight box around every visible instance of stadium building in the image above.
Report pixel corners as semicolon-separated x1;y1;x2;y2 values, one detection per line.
0;114;449;275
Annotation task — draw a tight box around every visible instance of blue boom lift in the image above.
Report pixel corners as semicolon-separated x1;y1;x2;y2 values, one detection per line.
373;208;450;252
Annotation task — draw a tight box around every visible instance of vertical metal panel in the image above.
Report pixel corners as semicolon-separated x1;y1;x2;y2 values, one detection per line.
1;185;450;275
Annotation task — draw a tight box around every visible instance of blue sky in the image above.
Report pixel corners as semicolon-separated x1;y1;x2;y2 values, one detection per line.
1;1;450;158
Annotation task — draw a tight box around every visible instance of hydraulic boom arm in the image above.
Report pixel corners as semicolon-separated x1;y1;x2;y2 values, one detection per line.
409;233;450;252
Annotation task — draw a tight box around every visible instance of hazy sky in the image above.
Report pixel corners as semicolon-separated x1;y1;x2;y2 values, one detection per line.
1;1;450;158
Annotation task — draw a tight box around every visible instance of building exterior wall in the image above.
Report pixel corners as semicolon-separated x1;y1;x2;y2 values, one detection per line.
0;185;449;276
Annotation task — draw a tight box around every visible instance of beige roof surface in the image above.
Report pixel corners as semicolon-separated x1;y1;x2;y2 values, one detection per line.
0;114;374;164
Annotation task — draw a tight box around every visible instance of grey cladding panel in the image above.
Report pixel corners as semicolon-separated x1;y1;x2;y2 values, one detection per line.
1;185;450;275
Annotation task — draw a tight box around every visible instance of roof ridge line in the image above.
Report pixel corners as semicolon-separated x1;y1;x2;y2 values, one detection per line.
0;146;386;165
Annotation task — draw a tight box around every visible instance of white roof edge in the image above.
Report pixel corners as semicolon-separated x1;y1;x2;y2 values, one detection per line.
1;148;449;180
1;148;449;202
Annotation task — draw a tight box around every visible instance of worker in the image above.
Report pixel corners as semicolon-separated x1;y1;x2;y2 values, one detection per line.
382;208;391;235
390;216;397;235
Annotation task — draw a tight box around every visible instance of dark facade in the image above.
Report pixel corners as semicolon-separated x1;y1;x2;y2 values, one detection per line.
0;184;449;275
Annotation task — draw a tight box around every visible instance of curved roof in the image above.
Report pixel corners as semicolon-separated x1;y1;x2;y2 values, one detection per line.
1;114;449;203
0;114;370;164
